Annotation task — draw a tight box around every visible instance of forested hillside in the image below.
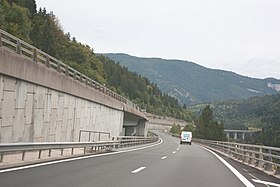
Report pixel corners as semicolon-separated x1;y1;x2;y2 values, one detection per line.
191;94;280;146
0;0;192;122
104;53;280;105
213;94;280;130
98;55;192;121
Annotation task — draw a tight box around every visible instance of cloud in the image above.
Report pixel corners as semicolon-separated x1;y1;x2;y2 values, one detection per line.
240;57;280;79
94;27;106;34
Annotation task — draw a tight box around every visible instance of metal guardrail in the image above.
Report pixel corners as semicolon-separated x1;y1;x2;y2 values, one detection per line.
79;130;111;142
0;29;143;112
195;139;280;175
0;136;159;163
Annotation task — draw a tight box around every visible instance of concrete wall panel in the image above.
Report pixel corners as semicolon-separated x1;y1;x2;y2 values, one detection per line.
15;81;27;109
3;76;16;91
2;91;15;127
13;109;25;142
1;126;12;142
34;109;43;139
25;93;34;124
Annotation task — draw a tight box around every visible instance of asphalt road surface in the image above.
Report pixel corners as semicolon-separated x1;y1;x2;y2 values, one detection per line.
0;131;279;187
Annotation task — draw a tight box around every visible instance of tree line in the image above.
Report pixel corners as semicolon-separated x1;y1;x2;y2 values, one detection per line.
170;105;226;141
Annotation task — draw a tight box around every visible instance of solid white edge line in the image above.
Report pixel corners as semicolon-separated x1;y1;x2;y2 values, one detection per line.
131;166;146;174
0;138;163;174
252;179;280;187
248;173;269;187
199;145;255;187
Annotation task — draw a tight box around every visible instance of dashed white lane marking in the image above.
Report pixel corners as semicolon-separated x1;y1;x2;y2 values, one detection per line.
200;146;255;187
252;179;280;187
0;138;163;173
172;151;176;154
131;167;146;174
177;148;179;151
161;156;167;160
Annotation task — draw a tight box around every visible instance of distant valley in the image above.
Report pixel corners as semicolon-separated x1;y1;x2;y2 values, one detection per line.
104;53;280;105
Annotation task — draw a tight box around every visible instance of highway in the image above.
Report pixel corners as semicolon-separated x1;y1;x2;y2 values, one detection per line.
0;132;279;187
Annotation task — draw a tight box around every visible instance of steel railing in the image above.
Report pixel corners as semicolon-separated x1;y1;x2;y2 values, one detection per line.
195;139;280;176
0;29;143;112
78;130;111;142
0;136;159;163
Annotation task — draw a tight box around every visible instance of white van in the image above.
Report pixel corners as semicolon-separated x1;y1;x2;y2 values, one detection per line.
180;131;192;145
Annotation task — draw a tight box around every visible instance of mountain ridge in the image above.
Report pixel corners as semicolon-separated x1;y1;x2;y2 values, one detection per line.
104;53;280;105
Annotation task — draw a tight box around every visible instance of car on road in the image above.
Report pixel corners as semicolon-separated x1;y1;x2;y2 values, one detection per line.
180;131;192;145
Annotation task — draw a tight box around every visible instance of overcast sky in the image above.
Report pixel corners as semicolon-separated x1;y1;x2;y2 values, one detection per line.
36;0;280;79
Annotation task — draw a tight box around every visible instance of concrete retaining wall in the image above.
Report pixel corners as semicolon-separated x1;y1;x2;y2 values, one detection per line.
0;47;150;143
0;42;149;143
0;74;124;143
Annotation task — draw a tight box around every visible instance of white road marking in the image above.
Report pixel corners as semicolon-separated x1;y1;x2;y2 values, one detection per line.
161;156;167;160
177;148;179;151
131;167;146;174
252;179;280;187
200;146;255;187
243;168;248;172
248;173;269;187
172;151;176;154
0;138;163;173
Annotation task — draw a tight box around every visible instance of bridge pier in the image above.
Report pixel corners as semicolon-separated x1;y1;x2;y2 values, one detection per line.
234;132;237;140
241;132;245;140
226;132;230;139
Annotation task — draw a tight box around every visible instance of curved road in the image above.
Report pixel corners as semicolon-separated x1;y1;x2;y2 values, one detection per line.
0;131;279;187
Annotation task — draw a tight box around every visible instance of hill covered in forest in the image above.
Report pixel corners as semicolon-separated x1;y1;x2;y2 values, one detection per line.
104;53;280;106
190;94;280;146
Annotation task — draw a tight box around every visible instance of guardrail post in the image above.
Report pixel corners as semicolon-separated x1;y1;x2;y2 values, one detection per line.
0;32;2;47
33;48;38;62
65;66;69;76
57;61;61;73
22;151;26;161
38;150;42;159
79;130;82;142
46;56;50;68
244;146;251;163
16;40;22;55
0;153;3;162
240;145;245;161
250;148;257;166
89;132;91;141
265;149;273;172
257;147;265;169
